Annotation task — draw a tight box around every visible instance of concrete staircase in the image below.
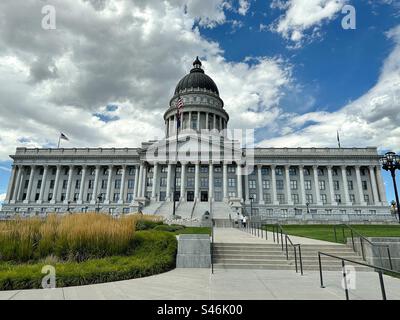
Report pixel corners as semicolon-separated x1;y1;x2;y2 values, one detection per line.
213;242;370;271
192;201;210;219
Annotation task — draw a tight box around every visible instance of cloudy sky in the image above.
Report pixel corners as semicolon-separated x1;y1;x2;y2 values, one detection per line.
0;0;399;204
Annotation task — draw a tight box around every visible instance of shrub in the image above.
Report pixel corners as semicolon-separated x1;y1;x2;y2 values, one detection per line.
135;219;163;231
0;231;177;290
153;224;185;232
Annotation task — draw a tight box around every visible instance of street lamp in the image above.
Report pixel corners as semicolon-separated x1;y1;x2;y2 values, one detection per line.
380;151;400;222
306;202;310;214
96;194;103;213
249;196;254;216
67;201;71;213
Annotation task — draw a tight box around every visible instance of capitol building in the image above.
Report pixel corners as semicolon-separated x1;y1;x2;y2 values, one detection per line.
1;58;394;223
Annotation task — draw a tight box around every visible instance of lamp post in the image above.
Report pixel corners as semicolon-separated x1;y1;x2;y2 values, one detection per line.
96;194;102;213
67;201;71;213
249;196;254;216
306;202;310;214
380;151;400;222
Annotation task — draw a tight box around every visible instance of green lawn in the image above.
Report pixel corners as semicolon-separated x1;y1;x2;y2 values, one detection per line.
174;227;211;235
264;225;400;243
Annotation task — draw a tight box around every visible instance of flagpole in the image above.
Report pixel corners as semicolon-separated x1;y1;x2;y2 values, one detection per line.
57;135;61;148
172;113;179;217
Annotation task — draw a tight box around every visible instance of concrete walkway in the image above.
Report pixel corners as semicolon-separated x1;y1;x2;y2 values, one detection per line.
1;268;399;300
215;227;339;245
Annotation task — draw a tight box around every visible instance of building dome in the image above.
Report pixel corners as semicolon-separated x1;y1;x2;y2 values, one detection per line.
174;57;219;96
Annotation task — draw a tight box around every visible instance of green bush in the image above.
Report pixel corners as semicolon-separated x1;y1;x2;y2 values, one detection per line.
153;224;185;232
0;231;177;290
135;220;163;230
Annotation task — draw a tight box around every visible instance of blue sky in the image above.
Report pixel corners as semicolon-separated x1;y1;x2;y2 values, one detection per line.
0;0;399;206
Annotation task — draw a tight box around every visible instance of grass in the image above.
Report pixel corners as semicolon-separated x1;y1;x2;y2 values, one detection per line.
0;213;161;262
174;227;211;235
264;224;400;244
0;230;177;290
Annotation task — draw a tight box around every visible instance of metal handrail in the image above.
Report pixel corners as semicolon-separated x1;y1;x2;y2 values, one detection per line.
318;251;400;300
333;224;393;270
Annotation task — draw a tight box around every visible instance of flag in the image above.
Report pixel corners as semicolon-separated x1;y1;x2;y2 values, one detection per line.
337;131;341;148
60;132;69;141
176;96;184;129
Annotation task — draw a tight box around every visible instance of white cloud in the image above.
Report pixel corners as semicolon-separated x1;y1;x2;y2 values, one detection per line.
0;193;5;202
238;0;250;15
259;25;400;153
0;0;290;160
270;0;347;46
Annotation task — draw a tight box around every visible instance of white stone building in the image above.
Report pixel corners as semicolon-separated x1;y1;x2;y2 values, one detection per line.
1;58;394;223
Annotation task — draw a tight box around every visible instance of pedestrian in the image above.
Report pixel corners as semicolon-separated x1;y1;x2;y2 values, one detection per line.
242;215;247;228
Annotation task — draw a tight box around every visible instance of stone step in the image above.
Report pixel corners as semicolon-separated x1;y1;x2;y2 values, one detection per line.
213;258;365;265
213;264;370;271
212;248;356;254
213;254;363;260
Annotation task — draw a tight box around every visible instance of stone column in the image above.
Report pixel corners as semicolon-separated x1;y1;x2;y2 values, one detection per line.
23;165;35;204
271;165;278;205
118;165;126;204
194;162;200;200
134;164;141;199
77;165;87;204
141;163;148;198
11;165;22;203
37;165;49;204
188;112;192;130
376;167;387;204
219;117;222;131
90;165;100;204
180;163;186;200
213;115;216;130
223;163;228;200
166;163;172;201
299;165;306;205
369;166;379;205
205;113;209;130
5;165;17;204
237;164;243;201
151;163;158;200
355;166;366;206
209;162;213;202
64;165;73;204
257;165;264;205
313;166;322;205
104;165;113;204
285;165;293;205
327;166;336;206
197;111;200;130
341;165;351;205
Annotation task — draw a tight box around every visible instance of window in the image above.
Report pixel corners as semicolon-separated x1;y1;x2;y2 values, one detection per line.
200;178;208;188
266;209;273;216
228;178;236;187
280;209;288;218
369;210;376;215
37;180;42;189
348;181;354;190
47;193;53;201
214;166;222;173
200;166;208;173
116;168;123;175
263;180;270;189
277;194;285;204
161;166;168;173
126;193;134;202
148;166;153;173
50;180;55;189
263;193;271;204
364;194;370;203
350;194;356;203
160;177;167;187
289;168;297;176
325;209;332;214
228;191;236;198
103;168;109;175
24;180;29;188
51;168;56;175
187;177;194;188
292;194;299;204
128;167;135;175
261;167;270;175
333;168;339;176
319;181;326;190
318;168;324;176
362;181;368;190
101;179;107;189
75;180;80;189
306;194;313;204
276;180;284;190
39;168;44;175
335;194;342;203
77;169;82;175
346;168;352;176
146;177;152;187
305;180;312;190
361;168;367;176
228;166;236;173
187;166;195;173
61;193;66;201
276;168;283;176
73;193;79;201
176;177;181;187
304;168;311;176
86;193;92;201
290;180;297;190
355;209;362;215
250;193;257;201
249;180;256;189
214;192;222;201
64;168;69;175
113;193;119;202
320;194;327;204
334;181;340;190
214;178;222;187
88;180;93;189
62;180;68;189
127;179;135;189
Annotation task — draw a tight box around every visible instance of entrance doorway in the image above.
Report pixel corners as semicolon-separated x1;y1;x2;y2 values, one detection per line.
187;191;194;202
201;191;208;202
